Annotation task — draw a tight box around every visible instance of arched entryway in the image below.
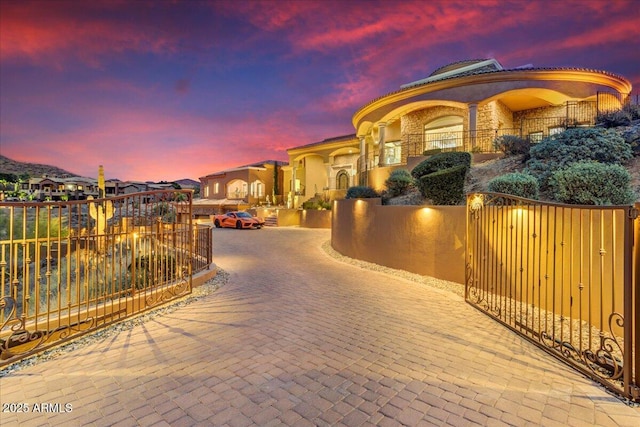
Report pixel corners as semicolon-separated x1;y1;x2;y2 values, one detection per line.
336;170;349;190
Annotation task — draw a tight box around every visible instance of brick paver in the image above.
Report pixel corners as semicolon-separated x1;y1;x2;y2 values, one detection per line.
1;227;639;426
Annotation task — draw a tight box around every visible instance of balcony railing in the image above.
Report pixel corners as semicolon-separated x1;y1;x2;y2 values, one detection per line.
228;191;248;200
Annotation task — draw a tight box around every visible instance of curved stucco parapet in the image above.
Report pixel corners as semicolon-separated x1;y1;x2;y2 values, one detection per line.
353;68;632;135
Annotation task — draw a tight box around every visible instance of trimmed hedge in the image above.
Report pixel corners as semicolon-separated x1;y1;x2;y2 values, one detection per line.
487;173;539;199
422;148;443;156
345;186;379;199
549;161;635;205
411;151;471;179
416;165;468;205
384;169;414;197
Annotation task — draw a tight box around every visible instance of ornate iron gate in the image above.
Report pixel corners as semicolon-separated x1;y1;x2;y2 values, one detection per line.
0;190;210;366
466;193;639;402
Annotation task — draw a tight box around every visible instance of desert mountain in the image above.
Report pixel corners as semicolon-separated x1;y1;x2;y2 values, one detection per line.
0;155;78;178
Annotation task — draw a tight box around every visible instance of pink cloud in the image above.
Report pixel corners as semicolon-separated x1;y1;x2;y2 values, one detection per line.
0;1;182;68
1;89;315;181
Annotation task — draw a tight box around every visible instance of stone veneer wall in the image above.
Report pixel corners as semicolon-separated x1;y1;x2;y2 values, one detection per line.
477;100;515;131
401;106;468;162
514;101;595;137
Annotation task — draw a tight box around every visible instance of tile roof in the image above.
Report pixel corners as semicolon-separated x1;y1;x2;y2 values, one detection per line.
287;133;357;151
359;66;629;114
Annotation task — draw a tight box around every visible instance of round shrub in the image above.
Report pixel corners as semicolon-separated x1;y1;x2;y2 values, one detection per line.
525;127;632;190
416;165;468;205
384;169;414;197
345;186;379;199
411;151;471;179
549;161;635;205
493;135;530;156
487;173;539;200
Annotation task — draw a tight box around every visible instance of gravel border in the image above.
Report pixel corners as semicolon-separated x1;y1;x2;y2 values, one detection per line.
321;240;465;298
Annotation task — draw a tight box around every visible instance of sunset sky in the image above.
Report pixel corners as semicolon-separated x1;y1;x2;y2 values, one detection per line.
1;0;639;182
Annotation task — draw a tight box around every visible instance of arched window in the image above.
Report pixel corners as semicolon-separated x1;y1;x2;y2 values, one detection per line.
336;170;349;190
227;180;247;199
424;116;463;150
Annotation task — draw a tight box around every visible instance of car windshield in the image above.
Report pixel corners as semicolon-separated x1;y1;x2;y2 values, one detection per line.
236;212;252;218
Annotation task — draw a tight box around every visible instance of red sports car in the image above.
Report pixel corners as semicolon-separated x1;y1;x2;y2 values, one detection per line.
213;211;265;229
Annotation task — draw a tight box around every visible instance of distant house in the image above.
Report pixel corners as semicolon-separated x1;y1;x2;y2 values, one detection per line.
197;160;284;215
25;176;99;201
283;58;633;203
14;176;178;201
284;134;360;204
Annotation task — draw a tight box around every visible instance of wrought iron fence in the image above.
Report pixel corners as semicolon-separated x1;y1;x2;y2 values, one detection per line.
0;190;212;366
466;193;639;402
404;128;507;157
597;91;631;113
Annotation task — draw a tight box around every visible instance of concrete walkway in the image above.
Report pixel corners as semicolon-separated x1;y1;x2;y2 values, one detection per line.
1;227;639;426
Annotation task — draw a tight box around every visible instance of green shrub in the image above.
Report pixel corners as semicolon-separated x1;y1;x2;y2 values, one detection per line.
493;135;530;156
301;199;332;210
487;173;539;199
384;169;414;197
622;125;640;156
411;152;471;179
626;103;640;120
597;109;632;128
597;104;640;128
129;253;179;289
549;161;635;205
416;165;468;205
525;127;632;190
345;186;379;199
153;202;176;223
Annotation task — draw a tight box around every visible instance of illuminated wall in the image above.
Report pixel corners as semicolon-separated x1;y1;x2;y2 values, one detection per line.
331;199;467;284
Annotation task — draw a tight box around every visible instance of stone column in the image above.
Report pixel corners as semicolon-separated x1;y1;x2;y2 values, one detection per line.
377;122;387;167
291;161;296;195
468;104;478;151
326;160;332;190
358;136;366;185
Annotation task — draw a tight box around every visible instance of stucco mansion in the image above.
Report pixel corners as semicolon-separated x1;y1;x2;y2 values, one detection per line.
198;58;632;212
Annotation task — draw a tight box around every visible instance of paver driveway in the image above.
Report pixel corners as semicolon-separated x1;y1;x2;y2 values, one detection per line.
1;227;639;426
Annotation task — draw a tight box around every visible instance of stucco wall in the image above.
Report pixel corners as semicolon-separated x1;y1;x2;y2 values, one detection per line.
300;209;332;228
367;166;397;192
253;207;331;228
385;121;402;141
301;155;326;201
331;199;466;284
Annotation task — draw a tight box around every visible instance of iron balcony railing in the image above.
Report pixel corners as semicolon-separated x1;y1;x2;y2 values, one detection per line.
597;91;638;113
466;193;639;402
228;191;248;200
404;127;519;157
0;190;213;366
